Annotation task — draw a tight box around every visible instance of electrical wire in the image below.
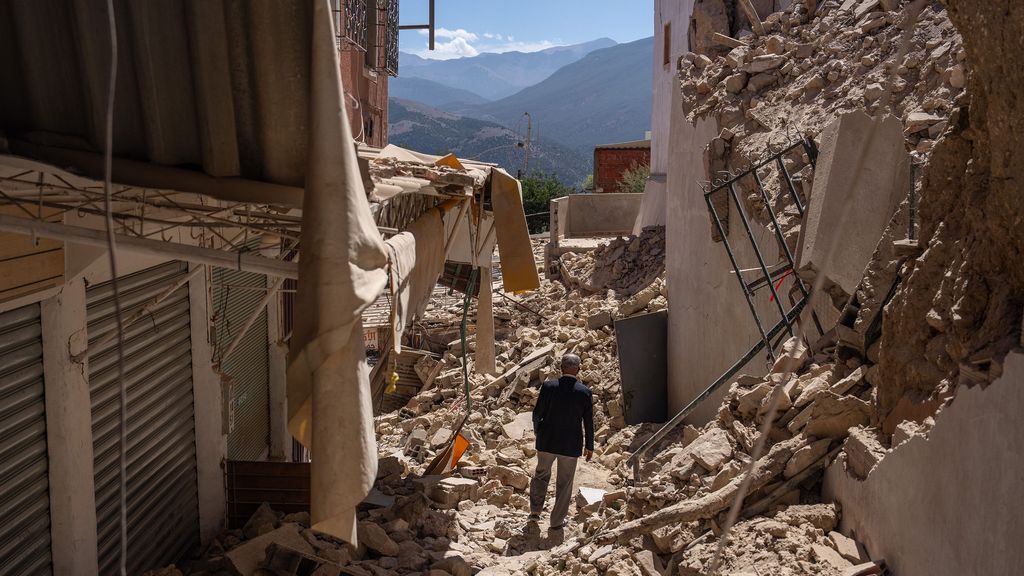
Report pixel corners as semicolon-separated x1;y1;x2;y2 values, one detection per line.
101;1;128;574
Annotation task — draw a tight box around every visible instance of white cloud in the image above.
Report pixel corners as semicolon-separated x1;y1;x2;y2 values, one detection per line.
407;28;560;60
422;27;479;41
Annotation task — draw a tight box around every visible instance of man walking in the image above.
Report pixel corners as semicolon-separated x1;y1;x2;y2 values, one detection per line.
528;353;595;530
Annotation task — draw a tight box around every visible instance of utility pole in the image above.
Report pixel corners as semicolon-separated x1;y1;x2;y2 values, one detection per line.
523;112;532;176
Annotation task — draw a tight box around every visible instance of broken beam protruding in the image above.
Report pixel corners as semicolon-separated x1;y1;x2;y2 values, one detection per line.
713;32;747;48
738;0;767;35
601;436;806;543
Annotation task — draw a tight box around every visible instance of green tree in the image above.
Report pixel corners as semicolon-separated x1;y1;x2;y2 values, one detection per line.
579;174;594;192
617;162;650;194
520;172;573;234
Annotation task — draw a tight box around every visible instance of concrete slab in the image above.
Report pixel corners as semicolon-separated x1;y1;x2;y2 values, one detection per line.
797;112;910;297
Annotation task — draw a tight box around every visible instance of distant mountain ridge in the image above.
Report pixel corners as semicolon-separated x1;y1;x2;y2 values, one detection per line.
388;98;589;186
398;38;617;100
461;37;654;155
388;77;490;108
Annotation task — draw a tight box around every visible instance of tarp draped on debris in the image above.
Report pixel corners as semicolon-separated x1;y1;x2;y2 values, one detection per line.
286;0;388;545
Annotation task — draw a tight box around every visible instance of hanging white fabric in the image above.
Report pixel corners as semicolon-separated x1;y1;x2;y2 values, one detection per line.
286;0;388;546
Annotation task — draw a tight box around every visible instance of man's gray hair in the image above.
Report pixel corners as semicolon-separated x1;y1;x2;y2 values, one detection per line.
560;353;581;371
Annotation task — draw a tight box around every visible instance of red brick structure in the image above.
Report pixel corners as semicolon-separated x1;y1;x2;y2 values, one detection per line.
337;0;400;148
593;139;652;193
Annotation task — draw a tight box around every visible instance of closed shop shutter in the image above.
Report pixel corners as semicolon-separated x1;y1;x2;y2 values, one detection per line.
212;267;270;461
0;304;52;575
87;262;199;575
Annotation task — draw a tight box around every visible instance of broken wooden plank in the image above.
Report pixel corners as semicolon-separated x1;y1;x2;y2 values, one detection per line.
595;436;806;543
713;32;747;48
738;0;767;35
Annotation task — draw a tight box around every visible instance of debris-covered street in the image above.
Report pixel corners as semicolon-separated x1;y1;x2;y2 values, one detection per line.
0;0;1021;575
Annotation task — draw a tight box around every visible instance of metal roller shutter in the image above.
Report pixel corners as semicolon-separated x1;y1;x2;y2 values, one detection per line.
0;304;52;575
87;261;199;575
212;267;270;461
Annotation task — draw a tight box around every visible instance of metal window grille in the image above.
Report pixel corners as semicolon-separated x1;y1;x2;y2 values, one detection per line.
373;0;399;76
702;136;825;359
627;137;826;482
336;0;368;51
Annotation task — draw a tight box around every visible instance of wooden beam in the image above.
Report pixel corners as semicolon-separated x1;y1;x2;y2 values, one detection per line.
474;267;496;375
713;32;747;48
738;0;767;35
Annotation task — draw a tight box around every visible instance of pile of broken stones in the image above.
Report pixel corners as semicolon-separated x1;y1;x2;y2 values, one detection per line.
559;226;667;298
681;0;964;237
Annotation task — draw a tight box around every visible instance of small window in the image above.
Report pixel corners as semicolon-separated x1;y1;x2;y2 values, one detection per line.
663;22;672;66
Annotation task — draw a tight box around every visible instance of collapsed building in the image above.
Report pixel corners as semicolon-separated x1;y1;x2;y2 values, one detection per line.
0;0;1021;575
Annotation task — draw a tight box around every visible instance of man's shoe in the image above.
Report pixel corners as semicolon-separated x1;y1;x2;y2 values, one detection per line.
528;512;541;522
549;522;567;531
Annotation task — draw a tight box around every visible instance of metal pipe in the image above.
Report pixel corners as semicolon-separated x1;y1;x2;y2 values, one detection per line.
0;213;298;278
219;276;287;361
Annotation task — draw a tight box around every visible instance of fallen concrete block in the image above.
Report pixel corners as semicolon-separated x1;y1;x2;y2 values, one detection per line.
843;426;889;479
797;112;910;298
784;437;831;478
500;412;533;440
357;521;399;556
843;561;883;576
586;309;614;329
487;465;530;491
804;393;873;438
812;543;854;571
226;524;314;576
634;549;666;576
432;477;479;508
829;530;868;563
689;427;734;472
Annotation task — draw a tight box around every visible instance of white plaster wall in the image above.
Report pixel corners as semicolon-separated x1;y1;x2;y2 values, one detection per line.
565;193;644;237
652;0;695;176
664;84;786;424
823;351;1024;575
636;0;696;232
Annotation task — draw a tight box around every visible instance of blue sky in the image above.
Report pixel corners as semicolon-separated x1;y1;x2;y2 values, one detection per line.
399;0;655;59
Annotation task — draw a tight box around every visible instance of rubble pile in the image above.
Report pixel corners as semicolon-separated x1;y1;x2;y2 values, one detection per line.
559;226;666;296
518;334;898;576
681;0;964;230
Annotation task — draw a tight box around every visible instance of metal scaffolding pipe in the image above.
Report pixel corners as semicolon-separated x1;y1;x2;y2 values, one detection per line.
0;213;298;278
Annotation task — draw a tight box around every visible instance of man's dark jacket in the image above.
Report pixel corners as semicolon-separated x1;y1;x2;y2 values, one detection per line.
533;376;595;457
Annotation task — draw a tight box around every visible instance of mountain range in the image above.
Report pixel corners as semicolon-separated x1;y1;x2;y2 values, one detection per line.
396;38;617;101
388;98;590;185
388;36;653;184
